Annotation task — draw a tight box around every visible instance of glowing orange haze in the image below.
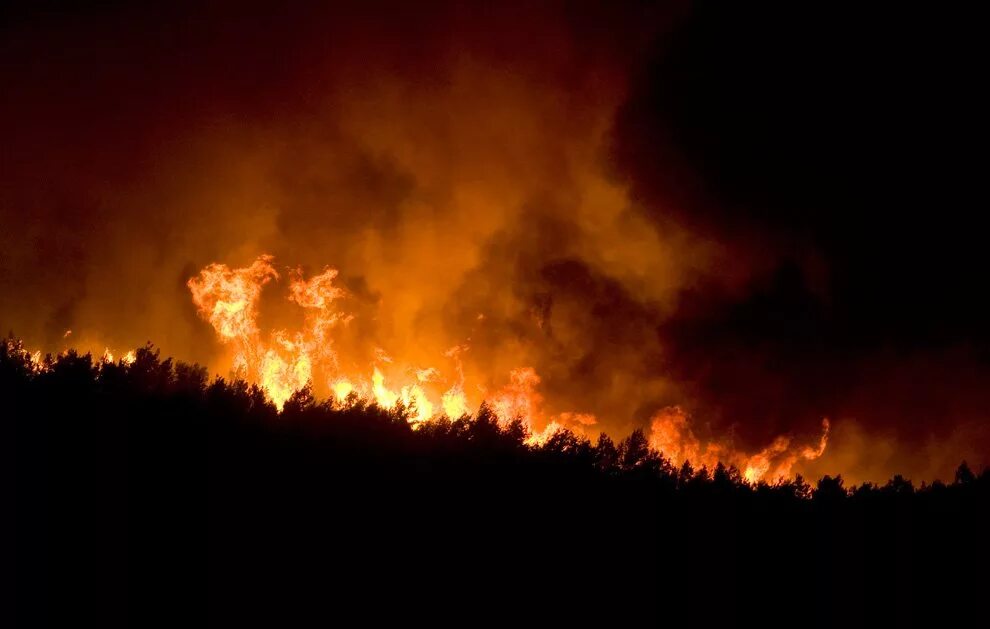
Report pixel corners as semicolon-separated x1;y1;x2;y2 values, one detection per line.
187;255;829;481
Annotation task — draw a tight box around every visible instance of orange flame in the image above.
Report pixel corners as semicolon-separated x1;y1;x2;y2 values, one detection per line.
186;255;825;479
187;255;278;343
187;256;545;422
648;406;830;483
186;257;351;410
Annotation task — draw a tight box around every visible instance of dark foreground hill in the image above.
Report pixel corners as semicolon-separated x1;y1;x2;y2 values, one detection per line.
5;340;988;627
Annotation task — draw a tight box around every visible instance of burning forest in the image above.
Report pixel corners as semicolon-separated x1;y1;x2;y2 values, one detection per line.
3;2;987;484
183;253;831;483
4;2;988;626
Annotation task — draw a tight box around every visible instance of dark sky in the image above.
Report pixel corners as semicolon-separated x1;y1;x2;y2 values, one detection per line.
1;1;986;481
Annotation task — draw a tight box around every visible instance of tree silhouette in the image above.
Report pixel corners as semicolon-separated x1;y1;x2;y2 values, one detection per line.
4;337;988;627
956;461;976;485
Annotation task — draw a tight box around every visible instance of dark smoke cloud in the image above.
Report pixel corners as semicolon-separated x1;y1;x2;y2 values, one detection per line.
612;2;990;475
2;1;987;481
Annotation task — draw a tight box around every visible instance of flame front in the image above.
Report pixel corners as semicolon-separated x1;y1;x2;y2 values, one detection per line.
187;255;827;480
185;256;546;424
648;406;830;483
187;258;349;410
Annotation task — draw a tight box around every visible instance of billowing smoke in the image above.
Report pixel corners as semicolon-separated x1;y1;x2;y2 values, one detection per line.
2;2;986;482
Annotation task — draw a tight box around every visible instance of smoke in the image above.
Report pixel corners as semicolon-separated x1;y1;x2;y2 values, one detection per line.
2;2;986;482
610;1;990;479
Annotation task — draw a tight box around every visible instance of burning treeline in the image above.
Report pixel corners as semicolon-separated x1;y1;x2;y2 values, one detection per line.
7;3;984;486
187;254;828;483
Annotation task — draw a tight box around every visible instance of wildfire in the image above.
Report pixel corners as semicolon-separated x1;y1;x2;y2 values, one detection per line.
102;348;137;365
187;256;343;410
648;406;830;483
186;255;829;481
1;337;137;375
185;256;588;435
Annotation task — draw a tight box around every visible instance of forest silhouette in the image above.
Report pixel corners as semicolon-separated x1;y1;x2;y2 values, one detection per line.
7;338;988;627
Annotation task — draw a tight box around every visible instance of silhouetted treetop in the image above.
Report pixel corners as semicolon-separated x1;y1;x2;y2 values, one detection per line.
2;336;988;501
